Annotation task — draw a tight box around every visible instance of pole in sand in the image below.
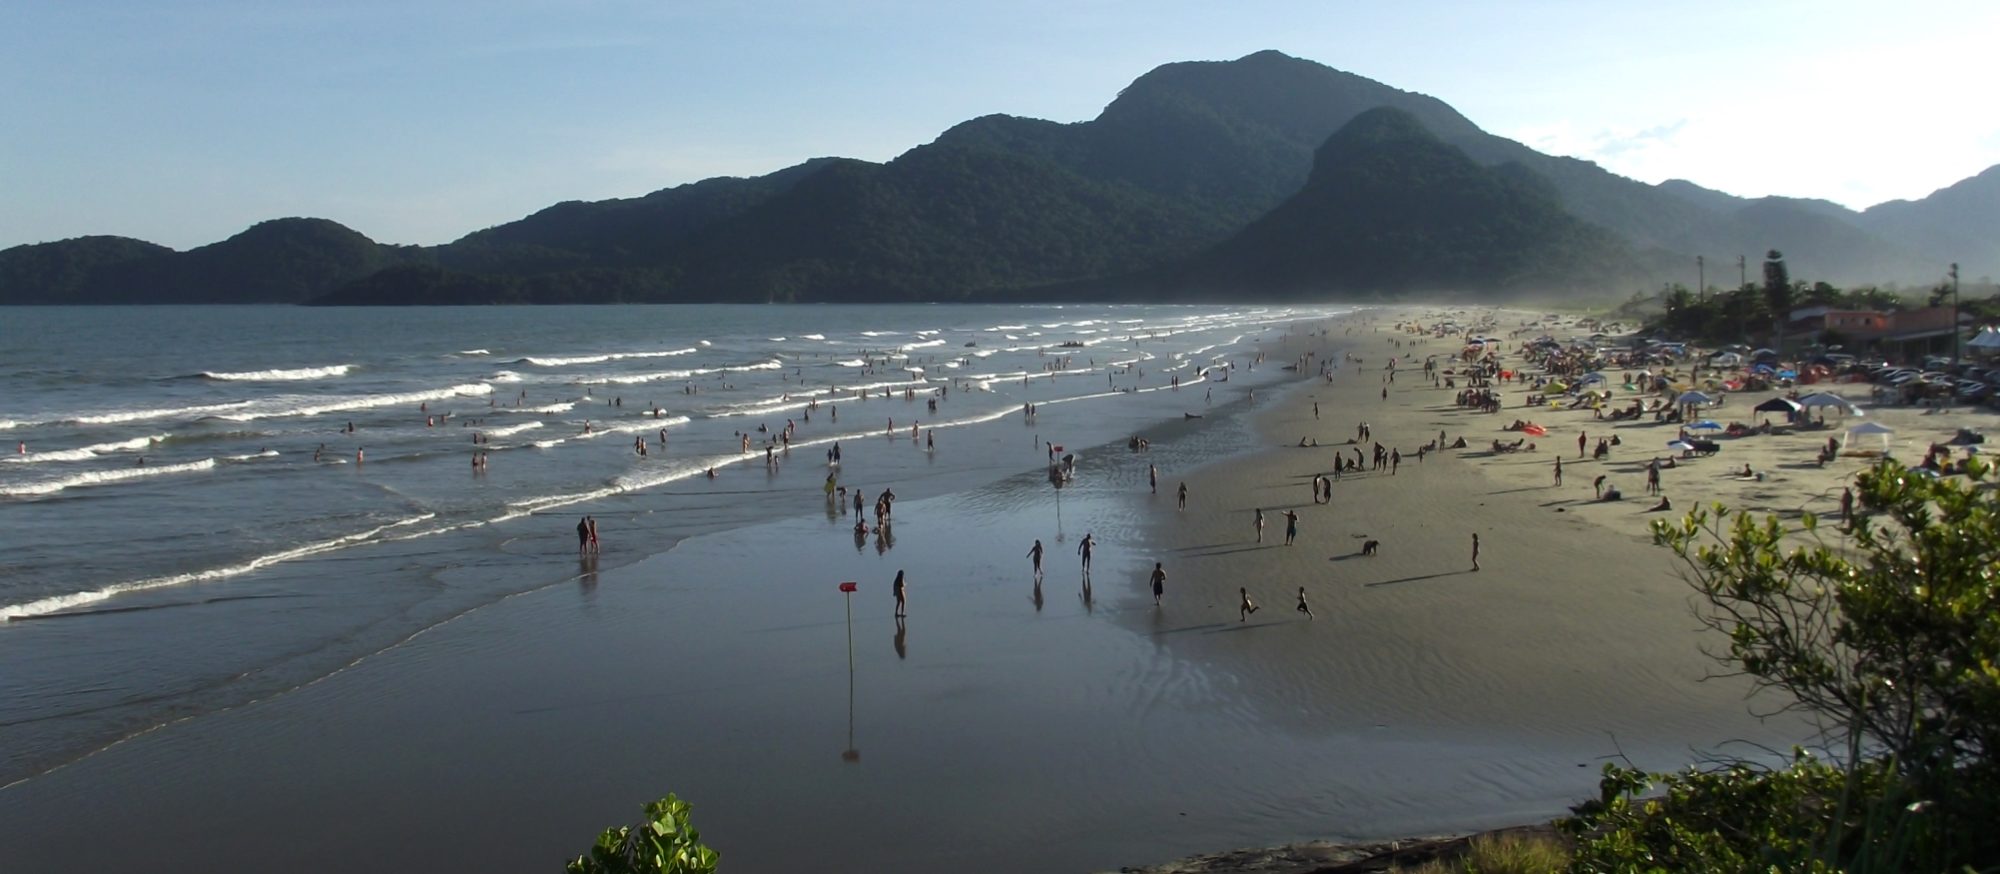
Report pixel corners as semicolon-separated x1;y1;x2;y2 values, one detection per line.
840;580;859;763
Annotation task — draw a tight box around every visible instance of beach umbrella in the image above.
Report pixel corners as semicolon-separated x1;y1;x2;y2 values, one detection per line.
1797;392;1863;415
1846;421;1894;454
1577;372;1608;384
1753;397;1803;414
1708;352;1744;367
1676;390;1713;406
1667;440;1696;452
1688;420;1724;431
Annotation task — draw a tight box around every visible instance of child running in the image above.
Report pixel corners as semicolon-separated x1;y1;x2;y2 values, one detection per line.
1295;587;1313;619
1239;587;1260;622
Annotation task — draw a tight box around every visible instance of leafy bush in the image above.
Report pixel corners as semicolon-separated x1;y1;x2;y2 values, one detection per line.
1400;831;1569;874
567;795;719;874
1564;459;2000;872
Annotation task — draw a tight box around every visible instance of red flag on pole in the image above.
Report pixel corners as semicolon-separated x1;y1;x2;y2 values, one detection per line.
838;581;858;593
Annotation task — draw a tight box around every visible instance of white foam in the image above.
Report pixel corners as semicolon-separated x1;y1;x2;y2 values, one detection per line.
495;401;574;415
521;348;697;367
490;370;525;383
52;383;491;428
531;438;569;449
482;421;543;438
224;449;280;461
801;334;826;340
4;435;163;464
459;349;491;355
0;514;435;621
898;339;945;351
2;457;217;497
574;416;691;439
202;364;353;381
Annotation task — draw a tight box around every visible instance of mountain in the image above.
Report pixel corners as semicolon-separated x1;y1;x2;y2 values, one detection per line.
1086;107;1639;298
0;218;413;304
8;50;1996;305
1861;165;2000;279
0;236;172;304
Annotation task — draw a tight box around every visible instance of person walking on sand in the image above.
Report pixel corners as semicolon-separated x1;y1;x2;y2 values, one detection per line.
1283;509;1299;546
1149;464;1158;494
1470;532;1481;572
1577;431;1587;459
1255;507;1266;542
1593;474;1606;500
1295;586;1313;619
1027;539;1044;579
1177;481;1188;510
1239;587;1260;621
1840;486;1855;528
892;570;907;617
1553;456;1563;486
1149;562;1165;605
1078;533;1095;571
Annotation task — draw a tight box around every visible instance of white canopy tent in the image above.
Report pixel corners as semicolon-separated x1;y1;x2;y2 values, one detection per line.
1797;392;1864;416
1846;421;1895;454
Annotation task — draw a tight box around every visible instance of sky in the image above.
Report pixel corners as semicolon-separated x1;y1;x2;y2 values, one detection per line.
4;0;1997;251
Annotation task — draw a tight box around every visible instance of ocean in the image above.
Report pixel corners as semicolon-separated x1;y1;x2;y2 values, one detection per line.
0;303;1335;787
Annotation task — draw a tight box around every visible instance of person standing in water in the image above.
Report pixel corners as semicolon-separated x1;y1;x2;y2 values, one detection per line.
1149;562;1166;606
587;517;600;554
1239;587;1259;621
1149;464;1158;494
892;570;907;617
1295;586;1313;619
576;517;590;555
1027;539;1044;579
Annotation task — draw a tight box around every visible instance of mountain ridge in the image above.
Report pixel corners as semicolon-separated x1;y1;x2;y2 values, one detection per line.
3;50;1991;305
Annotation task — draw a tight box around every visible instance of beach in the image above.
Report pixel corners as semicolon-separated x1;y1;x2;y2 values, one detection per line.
7;305;1964;872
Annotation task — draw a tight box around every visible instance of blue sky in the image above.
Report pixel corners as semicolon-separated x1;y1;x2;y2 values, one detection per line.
5;0;1996;250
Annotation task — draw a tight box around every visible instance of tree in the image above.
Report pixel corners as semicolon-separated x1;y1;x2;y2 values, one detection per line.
1763;249;1793;350
1568;459;2000;870
568;795;719;874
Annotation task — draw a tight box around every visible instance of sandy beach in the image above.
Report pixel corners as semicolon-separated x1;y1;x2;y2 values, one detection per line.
9;305;1955;873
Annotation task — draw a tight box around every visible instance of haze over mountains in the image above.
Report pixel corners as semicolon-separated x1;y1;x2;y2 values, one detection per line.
3;51;1990;305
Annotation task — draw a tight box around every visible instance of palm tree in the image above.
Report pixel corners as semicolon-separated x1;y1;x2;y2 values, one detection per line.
1763;250;1792;351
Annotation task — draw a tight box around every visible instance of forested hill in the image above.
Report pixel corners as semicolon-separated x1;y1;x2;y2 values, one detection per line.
0;219;416;304
4;50;1993;305
1043;108;1644;300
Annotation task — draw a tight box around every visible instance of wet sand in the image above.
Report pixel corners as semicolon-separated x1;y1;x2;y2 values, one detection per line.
0;309;1833;872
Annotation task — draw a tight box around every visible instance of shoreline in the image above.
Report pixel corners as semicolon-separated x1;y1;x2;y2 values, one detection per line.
1113;303;1998;872
9;304;1951;872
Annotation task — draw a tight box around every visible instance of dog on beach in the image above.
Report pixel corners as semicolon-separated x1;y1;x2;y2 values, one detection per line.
1361;540;1380;556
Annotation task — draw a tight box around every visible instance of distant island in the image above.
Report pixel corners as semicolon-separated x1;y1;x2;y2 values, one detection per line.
4;50;1993;305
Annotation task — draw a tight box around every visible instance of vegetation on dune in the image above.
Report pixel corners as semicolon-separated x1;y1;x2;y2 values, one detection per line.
568;795;718;874
1564;459;2000;872
1398;832;1570;874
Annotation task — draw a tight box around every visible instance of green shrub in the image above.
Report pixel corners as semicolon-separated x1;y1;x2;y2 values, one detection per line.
567;795;719;874
1563;459;2000;872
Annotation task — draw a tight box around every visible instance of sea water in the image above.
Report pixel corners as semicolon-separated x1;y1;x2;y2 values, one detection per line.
0;303;1337;786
